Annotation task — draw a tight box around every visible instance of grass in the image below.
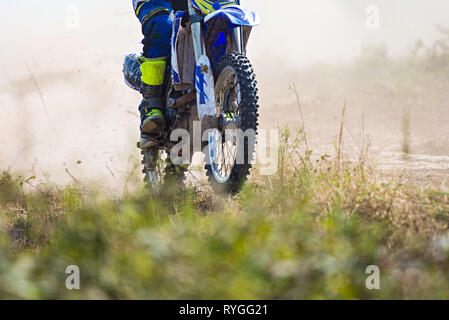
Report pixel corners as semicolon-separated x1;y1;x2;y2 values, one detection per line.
402;109;411;157
1;125;449;299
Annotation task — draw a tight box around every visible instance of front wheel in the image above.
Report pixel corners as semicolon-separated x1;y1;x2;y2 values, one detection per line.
205;52;259;194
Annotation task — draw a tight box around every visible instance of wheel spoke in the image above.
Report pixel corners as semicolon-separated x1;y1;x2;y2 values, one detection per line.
211;64;244;182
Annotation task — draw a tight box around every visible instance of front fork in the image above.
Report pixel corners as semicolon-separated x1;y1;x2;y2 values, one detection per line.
232;27;244;54
187;0;243;147
186;0;244;173
188;0;205;62
233;0;245;55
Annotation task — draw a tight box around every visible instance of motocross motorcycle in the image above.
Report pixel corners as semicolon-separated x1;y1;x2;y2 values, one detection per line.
123;0;260;194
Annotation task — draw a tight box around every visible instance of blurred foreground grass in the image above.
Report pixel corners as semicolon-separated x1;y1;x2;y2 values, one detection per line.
1;127;449;300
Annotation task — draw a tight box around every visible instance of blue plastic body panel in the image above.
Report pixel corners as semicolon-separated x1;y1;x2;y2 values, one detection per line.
204;5;260;27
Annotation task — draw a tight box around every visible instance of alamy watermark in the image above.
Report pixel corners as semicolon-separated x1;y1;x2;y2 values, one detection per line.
365;5;380;30
168;123;280;176
66;5;81;31
365;265;380;290
65;265;80;290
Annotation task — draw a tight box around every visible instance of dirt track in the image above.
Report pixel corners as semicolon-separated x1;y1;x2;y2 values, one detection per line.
1;1;449;191
252;56;449;188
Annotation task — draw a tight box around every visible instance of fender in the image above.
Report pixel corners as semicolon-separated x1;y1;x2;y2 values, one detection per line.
204;5;260;28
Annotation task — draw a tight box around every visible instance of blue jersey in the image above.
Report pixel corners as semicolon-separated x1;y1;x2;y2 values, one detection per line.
133;0;187;12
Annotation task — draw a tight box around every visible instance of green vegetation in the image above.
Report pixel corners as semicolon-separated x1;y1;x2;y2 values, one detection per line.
354;26;449;93
1;126;449;300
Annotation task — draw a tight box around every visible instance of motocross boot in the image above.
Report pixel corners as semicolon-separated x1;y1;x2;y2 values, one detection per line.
138;56;167;135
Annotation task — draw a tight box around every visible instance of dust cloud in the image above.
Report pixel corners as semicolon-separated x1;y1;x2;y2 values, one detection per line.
1;0;448;190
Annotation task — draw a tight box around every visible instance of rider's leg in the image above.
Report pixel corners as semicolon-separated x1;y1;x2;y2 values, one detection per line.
135;1;173;134
138;55;167;134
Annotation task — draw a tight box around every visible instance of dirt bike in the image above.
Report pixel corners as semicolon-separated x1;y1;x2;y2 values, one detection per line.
123;0;260;194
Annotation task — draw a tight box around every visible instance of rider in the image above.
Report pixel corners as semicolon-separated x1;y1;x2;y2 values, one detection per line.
132;0;188;135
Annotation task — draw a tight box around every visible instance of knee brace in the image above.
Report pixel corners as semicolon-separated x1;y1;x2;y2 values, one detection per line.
138;56;167;87
138;56;167;107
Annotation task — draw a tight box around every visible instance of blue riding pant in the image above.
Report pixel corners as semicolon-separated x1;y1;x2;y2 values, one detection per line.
136;0;173;59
